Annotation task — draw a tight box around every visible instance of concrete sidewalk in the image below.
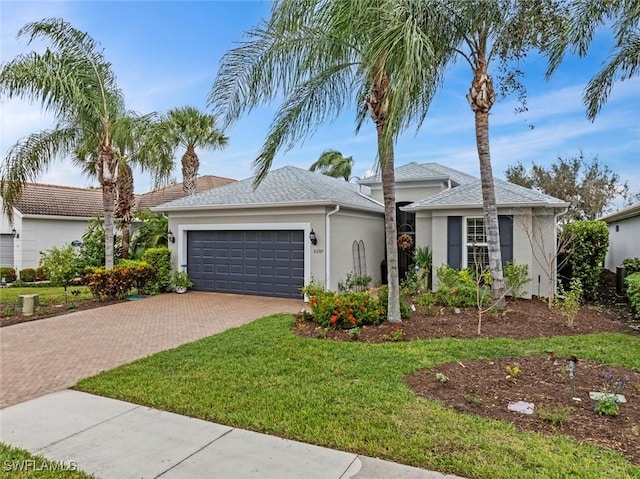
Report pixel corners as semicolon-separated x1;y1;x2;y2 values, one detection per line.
0;390;465;479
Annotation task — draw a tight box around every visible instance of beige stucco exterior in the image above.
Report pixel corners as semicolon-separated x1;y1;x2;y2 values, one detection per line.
415;207;560;299
7;213;90;271
166;204;384;294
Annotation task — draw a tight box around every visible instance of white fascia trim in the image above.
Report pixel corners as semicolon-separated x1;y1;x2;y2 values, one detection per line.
20;213;95;221
177;222;313;292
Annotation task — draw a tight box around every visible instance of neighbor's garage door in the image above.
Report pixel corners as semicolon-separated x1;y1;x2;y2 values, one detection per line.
187;230;304;298
0;234;14;268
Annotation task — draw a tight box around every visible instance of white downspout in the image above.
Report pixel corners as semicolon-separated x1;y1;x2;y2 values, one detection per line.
553;206;570;298
325;205;340;290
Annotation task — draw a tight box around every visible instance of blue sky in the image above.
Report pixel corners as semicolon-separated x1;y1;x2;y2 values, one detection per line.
1;1;638;208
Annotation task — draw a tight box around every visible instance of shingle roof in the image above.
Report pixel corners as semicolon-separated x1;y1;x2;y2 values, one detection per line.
13;183;104;217
404;179;569;210
154;166;384;213
599;202;640;222
359;162;477;186
135;175;235;210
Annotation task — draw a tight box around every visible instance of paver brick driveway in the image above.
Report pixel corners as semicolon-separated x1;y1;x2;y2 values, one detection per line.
0;292;303;408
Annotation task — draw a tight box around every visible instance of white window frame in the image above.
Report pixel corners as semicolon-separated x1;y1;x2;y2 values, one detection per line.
464;216;489;270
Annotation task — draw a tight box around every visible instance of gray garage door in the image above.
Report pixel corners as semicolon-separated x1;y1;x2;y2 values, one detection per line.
187;230;304;298
0;234;14;268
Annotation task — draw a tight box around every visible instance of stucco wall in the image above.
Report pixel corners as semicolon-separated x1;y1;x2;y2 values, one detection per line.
416;207;560;299
14;216;89;271
368;184;445;204
605;215;640;271
167;205;337;291
328;209;385;290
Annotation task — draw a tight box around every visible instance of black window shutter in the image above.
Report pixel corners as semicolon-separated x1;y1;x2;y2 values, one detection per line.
447;216;462;269
498;215;513;265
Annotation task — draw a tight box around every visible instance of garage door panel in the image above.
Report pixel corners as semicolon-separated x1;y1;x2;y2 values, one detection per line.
187;230;304;299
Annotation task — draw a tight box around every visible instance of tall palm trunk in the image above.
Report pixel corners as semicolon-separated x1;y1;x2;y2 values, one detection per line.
116;162;134;259
468;55;506;309
182;146;200;196
97;142;118;269
367;67;401;323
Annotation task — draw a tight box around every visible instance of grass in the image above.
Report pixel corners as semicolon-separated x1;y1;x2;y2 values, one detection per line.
0;286;93;306
0;443;94;478
76;314;640;479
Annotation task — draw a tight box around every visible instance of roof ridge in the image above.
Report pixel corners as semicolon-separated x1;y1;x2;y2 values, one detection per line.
23;182;101;192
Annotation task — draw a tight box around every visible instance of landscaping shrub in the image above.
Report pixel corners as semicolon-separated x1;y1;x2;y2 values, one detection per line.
19;268;36;282
141;247;172;294
414;290;437;315
302;286;384;329
115;259;156;295
504;261;531;298
622;257;640;276
435;264;490;308
625;272;640;319
563;220;608;301
378;285;412;319
35;266;49;281
83;267;133;300
0;267;17;283
39;245;80;287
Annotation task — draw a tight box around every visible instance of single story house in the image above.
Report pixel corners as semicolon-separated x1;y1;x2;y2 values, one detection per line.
600;202;640;272
155;162;569;300
0;175;235;271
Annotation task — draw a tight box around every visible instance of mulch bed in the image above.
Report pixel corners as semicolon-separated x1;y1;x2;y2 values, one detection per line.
406;356;640;465
292;279;640;465
0;298;125;327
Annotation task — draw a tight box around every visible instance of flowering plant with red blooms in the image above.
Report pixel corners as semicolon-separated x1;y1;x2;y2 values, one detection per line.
301;286;384;329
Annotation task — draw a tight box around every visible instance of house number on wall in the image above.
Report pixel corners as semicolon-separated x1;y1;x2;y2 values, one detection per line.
313;248;324;254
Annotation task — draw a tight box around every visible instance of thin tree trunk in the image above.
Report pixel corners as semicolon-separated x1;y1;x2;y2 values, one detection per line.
468;56;506;309
116;163;134;259
182;147;200;196
98;143;118;269
379;128;401;323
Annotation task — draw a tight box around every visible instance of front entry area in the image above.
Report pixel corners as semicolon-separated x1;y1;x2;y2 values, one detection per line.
187;230;304;299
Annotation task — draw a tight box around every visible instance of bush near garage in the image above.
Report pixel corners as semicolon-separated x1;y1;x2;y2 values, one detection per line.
0;267;17;283
625;272;640;319
141;247;172;294
83;261;155;300
303;286;385;329
19;268;37;282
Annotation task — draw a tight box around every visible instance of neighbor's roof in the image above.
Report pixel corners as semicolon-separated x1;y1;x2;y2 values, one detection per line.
154;166;384;213
403;179;569;210
599;202;640;223
135;175;236;210
359;162;477;186
13;183;103;217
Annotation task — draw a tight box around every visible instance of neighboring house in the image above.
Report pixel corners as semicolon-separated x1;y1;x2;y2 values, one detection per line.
0;175;236;272
155;162;568;300
600;202;640;272
0;184;103;271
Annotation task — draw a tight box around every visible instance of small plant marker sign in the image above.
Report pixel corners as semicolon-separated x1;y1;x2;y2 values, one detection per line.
507;401;535;415
589;392;627;404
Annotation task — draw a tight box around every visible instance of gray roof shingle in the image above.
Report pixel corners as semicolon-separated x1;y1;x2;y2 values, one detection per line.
154;166;384;212
359;162;477;186
404;179;569;210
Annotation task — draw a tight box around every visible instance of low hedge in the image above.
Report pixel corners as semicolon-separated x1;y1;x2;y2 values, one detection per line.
0;267;17;283
19;268;36;282
83;261;155;300
625;272;640;319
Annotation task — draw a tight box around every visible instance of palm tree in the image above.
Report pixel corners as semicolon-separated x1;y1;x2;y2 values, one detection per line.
156;106;228;197
0;18;124;268
547;0;640;120
445;1;565;309
210;0;457;322
309;150;354;181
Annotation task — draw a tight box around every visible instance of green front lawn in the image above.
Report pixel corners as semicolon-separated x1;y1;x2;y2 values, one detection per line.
0;286;93;306
76;314;640;479
0;443;94;479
